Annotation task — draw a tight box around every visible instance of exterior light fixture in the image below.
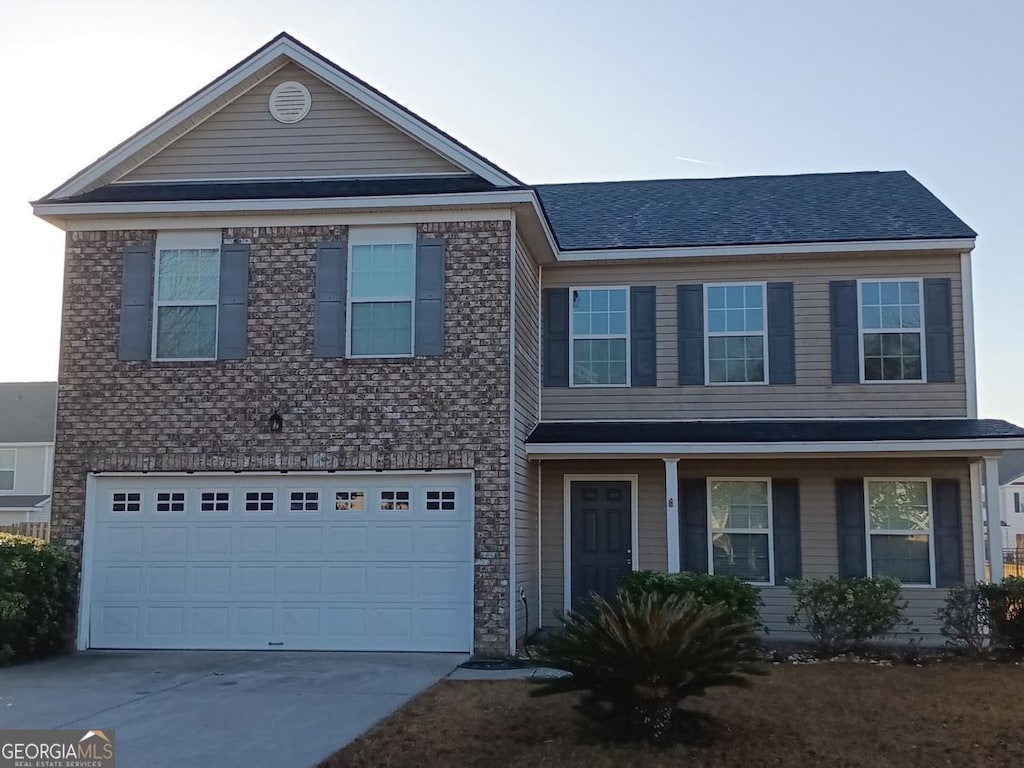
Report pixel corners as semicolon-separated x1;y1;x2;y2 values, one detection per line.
268;410;283;433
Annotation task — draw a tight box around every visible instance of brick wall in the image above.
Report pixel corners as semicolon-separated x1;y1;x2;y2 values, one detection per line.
53;220;512;653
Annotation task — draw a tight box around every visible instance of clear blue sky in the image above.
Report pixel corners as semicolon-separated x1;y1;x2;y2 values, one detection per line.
2;0;1021;422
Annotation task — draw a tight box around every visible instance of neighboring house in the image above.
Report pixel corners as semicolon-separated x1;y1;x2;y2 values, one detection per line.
30;33;1024;655
998;449;1024;555
0;382;56;525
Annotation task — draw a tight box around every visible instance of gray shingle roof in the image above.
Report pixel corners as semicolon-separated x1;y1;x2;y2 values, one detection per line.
0;382;57;442
0;494;50;509
534;170;976;251
1000;449;1024;485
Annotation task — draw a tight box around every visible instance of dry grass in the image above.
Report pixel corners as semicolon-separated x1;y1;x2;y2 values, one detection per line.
323;662;1024;768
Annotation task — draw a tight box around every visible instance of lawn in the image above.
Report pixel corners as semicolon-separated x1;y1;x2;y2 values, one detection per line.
322;662;1024;767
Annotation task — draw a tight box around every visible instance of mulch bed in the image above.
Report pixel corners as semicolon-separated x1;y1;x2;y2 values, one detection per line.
322;661;1024;767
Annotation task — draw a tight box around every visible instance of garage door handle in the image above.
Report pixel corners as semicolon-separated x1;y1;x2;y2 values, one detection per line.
268;642;284;646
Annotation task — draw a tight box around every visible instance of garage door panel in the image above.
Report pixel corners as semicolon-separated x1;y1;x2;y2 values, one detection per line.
90;473;473;651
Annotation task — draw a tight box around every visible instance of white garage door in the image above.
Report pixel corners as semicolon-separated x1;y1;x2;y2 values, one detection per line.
87;472;473;651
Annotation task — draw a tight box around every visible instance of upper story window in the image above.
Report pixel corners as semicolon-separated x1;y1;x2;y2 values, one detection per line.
348;227;416;357
708;479;773;584
570;287;629;386
0;449;14;491
153;232;221;360
705;283;766;384
865;479;934;585
859;280;923;382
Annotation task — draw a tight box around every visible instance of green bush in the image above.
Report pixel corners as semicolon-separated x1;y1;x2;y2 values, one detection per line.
533;590;764;743
620;570;765;630
0;533;76;665
937;584;990;654
786;576;908;654
978;577;1024;652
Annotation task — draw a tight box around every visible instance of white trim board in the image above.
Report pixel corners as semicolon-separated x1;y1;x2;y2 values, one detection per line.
562;474;639;613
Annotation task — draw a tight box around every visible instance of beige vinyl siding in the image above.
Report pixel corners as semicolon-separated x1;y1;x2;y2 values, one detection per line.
122;63;464;182
513;237;542;641
540;457;973;642
542;251;967;420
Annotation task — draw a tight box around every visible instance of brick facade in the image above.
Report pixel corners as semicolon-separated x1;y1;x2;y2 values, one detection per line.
53;220;512;654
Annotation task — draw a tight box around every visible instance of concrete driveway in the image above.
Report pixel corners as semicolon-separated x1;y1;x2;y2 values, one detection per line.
0;651;464;767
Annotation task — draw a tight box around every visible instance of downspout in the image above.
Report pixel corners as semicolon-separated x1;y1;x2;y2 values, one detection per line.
508;210;518;655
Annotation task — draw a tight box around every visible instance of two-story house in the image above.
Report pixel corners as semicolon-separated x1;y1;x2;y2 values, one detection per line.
31;34;1024;656
0;382;56;525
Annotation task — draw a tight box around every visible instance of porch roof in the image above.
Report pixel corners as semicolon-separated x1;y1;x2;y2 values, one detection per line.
525;418;1024;457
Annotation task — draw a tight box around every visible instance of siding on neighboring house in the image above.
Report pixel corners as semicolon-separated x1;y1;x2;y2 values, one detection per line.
513;236;541;642
541;457;973;641
542;251;967;420
122;62;464;182
0;445;50;495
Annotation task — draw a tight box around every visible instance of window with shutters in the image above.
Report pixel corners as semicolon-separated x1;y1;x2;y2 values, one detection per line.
0;449;14;491
708;479;773;584
705;283;767;384
865;479;934;586
569;287;630;386
152;231;221;360
858;279;925;382
348;226;416;357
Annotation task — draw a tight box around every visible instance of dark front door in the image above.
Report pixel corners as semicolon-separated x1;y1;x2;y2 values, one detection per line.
570;480;633;610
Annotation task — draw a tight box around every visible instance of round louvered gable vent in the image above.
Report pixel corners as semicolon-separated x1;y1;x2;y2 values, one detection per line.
269;81;312;124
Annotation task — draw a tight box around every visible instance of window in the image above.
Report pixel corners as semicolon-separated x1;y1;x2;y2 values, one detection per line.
380;490;411;511
154;240;221;360
200;491;230;513
155;491;186;513
570;287;629;386
859;280;923;382
334;490;366;511
866;479;933;585
289;490;320;512
0;449;14;491
245;491;275;512
111;492;142;513
348;228;416;357
705;284;766;384
425;490;456;511
708;479;772;583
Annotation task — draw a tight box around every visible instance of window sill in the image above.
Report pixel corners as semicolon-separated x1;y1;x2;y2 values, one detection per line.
569;383;631;389
150;357;219;363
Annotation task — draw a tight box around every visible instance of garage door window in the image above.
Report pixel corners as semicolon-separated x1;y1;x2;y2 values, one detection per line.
200;491;230;513
112;492;142;513
290;490;320;512
156;491;186;513
426;490;456;511
335;490;366;511
380;490;411;511
245;490;275;512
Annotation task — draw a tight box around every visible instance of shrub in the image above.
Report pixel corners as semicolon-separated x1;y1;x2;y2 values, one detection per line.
620;570;765;630
937;584;990;654
978;577;1024;652
532;590;764;743
0;533;76;665
786;576;908;654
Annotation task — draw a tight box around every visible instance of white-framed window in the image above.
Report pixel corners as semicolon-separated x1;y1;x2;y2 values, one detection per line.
153;231;221;361
705;283;767;384
570;286;629;387
0;449;15;491
155;491;186;513
334;490;366;512
111;491;142;514
245;490;275;513
858;279;925;382
708;478;773;584
348;226;416;358
380;490;411;511
425;489;457;511
289;490;320;512
199;491;230;513
865;478;934;586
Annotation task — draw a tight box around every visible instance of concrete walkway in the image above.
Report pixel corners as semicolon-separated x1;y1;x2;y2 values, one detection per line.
0;651;463;768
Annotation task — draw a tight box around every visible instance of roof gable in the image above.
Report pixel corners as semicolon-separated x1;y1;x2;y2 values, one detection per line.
42;33;519;201
121;62;465;182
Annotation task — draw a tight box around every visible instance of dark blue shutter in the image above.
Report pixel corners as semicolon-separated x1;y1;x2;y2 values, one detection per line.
772;479;801;584
217;242;249;360
415;238;446;356
767;282;796;385
679;478;709;573
313;240;347;357
677;285;704;385
118;243;155;361
830;280;860;384
1016;493;1021;515
630;286;657;387
924;278;954;383
836;479;867;577
933;479;964;587
543;288;569;387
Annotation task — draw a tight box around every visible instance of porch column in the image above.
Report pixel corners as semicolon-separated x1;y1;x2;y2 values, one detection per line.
984;456;1004;583
970;460;987;583
664;458;680;572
